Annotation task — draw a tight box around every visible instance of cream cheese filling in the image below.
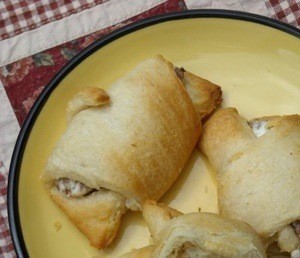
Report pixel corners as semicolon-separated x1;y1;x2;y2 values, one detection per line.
249;120;268;137
292;249;300;258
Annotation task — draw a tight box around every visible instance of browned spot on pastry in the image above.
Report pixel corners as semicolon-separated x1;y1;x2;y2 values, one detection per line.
229;152;244;163
79;87;110;106
174;66;222;120
143;200;182;221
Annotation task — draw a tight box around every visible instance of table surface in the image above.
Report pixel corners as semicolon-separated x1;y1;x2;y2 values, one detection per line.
0;0;299;256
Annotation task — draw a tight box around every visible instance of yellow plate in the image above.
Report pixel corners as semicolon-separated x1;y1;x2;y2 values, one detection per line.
8;11;300;258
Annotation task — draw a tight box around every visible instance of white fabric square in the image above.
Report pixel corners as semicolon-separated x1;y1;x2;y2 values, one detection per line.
59;4;68;14
5;23;15;33
18;19;28;28
72;1;81;10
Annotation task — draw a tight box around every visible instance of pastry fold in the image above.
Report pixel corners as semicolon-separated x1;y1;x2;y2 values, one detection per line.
41;56;222;248
121;246;154;258
199;108;300;253
122;201;267;258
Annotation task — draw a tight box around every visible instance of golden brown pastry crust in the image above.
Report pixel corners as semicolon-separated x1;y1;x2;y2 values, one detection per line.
153;213;267;258
179;69;222;119
200;108;300;245
120;245;154;258
142;200;183;242
42;56;202;201
42;55;222;249
122;201;267;258
50;188;126;249
66;87;110;123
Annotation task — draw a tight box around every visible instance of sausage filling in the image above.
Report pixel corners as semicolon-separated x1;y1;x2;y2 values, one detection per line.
56;178;141;210
174;67;185;81
292;221;300;237
56;178;94;197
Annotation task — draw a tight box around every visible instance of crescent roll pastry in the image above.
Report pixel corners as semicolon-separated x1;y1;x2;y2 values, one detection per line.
121;246;154;258
199;108;300;254
174;67;222;119
41;56;222;249
122;201;266;257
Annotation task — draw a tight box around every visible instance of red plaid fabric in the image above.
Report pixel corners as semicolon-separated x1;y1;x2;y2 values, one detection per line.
0;0;108;40
0;161;15;257
265;0;300;27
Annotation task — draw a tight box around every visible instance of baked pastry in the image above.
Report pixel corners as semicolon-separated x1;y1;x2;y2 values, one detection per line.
199;107;300;255
121;246;153;258
41;56;222;249
122;201;267;257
